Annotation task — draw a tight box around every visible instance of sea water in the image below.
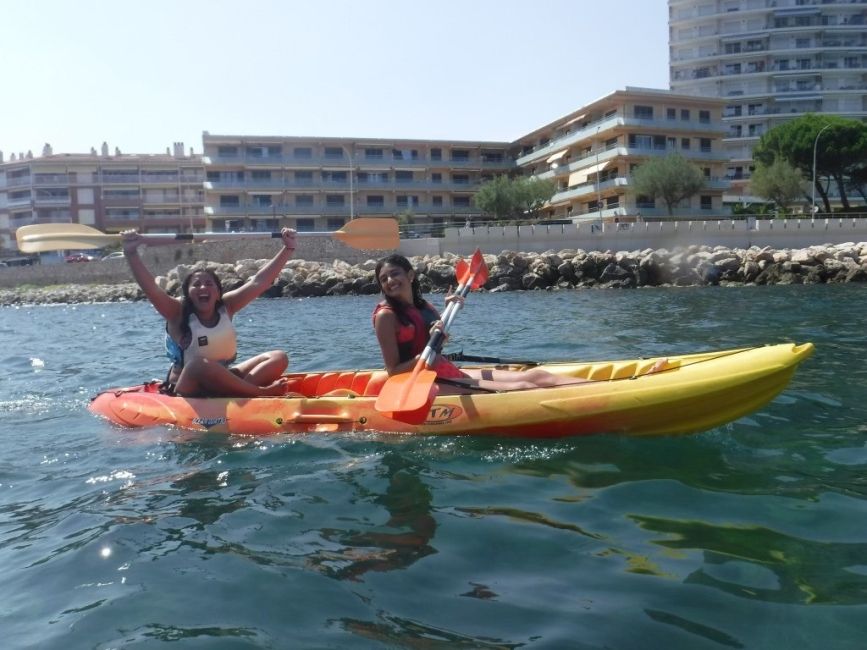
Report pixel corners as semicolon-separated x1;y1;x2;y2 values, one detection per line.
1;285;865;649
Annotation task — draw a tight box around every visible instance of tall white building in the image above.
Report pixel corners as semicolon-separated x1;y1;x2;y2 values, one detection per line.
669;0;867;202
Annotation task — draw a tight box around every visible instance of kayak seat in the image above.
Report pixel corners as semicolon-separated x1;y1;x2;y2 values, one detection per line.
314;372;339;396
362;372;389;397
350;372;373;395
321;388;360;397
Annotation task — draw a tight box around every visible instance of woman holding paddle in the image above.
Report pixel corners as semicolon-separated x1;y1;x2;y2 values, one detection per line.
121;228;296;397
373;253;587;393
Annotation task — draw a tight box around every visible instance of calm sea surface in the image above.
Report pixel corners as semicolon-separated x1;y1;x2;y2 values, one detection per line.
1;285;866;649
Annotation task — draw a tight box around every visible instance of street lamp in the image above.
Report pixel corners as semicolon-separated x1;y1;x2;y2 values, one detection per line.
595;126;603;219
345;144;355;220
811;123;832;215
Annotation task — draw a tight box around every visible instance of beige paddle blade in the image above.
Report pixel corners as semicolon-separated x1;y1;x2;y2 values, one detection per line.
333;218;399;250
17;224;119;253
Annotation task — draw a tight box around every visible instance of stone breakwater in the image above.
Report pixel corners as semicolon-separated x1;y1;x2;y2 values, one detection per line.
2;242;866;306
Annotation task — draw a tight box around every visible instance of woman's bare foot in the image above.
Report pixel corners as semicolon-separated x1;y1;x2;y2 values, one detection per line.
259;378;289;397
648;359;668;374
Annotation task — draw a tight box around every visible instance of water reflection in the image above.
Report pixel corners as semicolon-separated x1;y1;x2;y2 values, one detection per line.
307;451;437;581
633;515;867;605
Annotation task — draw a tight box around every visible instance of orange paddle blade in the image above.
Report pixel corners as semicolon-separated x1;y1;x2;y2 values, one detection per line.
374;367;438;413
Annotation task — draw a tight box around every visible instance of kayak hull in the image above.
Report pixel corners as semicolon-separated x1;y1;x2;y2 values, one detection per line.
89;343;814;438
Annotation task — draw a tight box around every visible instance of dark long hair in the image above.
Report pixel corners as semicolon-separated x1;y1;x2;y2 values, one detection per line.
178;267;224;342
374;254;426;320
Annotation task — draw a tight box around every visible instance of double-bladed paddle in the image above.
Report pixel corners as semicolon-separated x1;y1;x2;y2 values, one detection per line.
375;249;489;414
15;218;399;253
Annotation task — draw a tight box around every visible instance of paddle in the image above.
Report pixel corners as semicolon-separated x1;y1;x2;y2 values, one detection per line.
375;249;488;414
15;217;398;253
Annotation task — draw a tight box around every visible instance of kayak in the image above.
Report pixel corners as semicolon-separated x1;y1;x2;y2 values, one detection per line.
89;343;814;438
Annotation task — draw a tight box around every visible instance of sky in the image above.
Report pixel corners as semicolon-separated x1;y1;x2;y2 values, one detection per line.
1;0;669;157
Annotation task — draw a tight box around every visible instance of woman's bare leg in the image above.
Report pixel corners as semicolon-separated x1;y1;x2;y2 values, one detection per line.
232;351;289;386
176;358;287;397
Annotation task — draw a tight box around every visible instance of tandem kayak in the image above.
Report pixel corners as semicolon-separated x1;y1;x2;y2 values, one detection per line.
88;343;814;438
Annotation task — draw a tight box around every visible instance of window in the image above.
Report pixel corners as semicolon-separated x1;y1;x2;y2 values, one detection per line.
451;174;469;184
294;170;313;183
295;195;314;207
681;109;691;121
700;138;712;152
325;195;345;207
636;195;655;209
430;148;442;161
293;147;312;159
322;171;347;183
681;138;691;150
724;42;741;54
453;196;471;207
396;195;419;208
250;170;272;180
431;172;443;184
703;167;711;178
295;218;315;232
395;170;413;183
667;108;677;120
364;148;384;159
327;218;345;230
634;105;654;119
324;147;343;159
699;110;710;123
393;149;419;160
432;196;443;207
219;195;240;207
700;195;713;210
451;149;470;161
105;208;140;220
217;146;238;157
250;195;272;207
367;195;384;207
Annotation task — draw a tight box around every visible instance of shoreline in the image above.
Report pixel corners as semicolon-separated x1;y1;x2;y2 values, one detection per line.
2;243;865;306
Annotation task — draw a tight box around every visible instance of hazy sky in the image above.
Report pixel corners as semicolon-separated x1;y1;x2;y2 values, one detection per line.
1;0;669;157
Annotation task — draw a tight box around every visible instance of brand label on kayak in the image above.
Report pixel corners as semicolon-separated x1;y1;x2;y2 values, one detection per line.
192;416;228;429
425;404;464;425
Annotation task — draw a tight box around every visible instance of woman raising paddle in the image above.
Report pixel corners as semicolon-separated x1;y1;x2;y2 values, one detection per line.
373;253;588;392
121;228;296;397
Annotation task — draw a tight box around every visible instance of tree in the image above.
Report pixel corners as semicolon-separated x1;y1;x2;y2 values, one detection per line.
473;175;556;221
513;177;556;220
630;153;705;216
753;114;867;212
749;158;805;213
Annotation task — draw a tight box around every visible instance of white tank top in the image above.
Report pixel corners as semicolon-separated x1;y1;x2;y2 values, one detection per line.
185;306;237;365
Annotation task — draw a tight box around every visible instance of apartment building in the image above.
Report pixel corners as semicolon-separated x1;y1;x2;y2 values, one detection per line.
669;0;867;201
201;133;513;233
0;142;206;250
513;87;730;220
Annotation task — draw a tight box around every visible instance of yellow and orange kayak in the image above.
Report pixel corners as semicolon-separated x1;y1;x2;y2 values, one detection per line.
89;343;814;438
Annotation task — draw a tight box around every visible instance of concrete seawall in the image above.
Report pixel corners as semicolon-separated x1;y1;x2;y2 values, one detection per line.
436;217;867;256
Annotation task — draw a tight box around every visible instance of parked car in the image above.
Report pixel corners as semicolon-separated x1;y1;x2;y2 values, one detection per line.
65;253;95;263
101;251;125;261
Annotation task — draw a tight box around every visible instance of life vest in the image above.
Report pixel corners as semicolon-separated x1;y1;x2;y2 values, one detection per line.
166;305;238;368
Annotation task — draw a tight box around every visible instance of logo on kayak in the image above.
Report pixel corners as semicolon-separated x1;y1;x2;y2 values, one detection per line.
425;404;464;425
192;416;227;429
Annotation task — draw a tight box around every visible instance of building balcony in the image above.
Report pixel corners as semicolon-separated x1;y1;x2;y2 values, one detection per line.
515;114;624;167
100;175;142;184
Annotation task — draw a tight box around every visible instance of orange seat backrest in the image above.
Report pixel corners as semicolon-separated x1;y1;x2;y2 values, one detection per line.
362;371;389;396
350;372;372;395
314;373;339;396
